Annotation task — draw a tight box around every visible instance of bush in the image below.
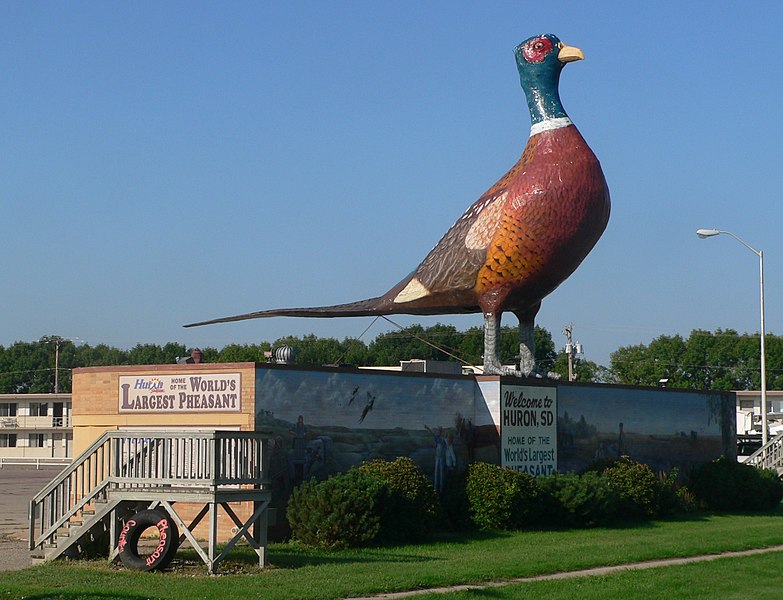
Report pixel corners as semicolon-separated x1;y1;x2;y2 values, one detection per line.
440;469;471;531
753;468;783;510
601;457;661;519
286;469;388;549
465;462;542;530
689;456;783;512
359;457;441;542
656;468;696;516
538;471;618;528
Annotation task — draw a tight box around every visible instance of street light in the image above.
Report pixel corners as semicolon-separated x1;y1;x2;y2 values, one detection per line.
696;228;767;444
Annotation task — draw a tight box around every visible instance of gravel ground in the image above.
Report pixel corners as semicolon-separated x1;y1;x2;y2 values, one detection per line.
0;466;64;571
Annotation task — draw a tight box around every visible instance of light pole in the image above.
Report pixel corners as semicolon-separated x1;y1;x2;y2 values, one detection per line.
696;228;767;444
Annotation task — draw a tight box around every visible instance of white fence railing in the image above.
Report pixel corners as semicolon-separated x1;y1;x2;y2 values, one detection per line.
0;457;71;469
1;416;72;429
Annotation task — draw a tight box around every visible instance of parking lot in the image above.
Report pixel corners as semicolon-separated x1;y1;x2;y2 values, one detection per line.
0;466;63;571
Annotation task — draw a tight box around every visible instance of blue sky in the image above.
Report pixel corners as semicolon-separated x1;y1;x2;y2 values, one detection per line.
3;1;782;367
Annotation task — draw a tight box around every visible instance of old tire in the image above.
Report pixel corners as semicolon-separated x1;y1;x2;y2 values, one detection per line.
118;509;179;571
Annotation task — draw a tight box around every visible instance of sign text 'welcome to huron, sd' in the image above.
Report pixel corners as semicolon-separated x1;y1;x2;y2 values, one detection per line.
501;385;557;476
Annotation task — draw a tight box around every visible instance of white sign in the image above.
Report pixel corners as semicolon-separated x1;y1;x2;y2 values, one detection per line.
119;373;241;413
501;384;557;476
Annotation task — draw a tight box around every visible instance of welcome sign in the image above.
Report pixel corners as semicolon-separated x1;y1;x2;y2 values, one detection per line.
118;373;241;413
501;384;557;476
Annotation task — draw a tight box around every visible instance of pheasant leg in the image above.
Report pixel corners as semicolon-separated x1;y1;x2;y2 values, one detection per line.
483;312;522;376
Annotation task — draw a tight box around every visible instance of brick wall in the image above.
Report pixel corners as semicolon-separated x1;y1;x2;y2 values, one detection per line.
71;363;257;455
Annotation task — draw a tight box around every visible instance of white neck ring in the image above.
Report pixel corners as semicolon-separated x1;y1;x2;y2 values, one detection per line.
530;116;573;136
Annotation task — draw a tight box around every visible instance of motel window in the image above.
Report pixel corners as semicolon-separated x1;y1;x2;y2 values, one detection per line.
29;433;45;448
29;403;48;417
0;403;17;417
0;434;16;447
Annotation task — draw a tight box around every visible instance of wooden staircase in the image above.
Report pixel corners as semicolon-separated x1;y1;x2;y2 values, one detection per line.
31;497;120;563
29;430;272;573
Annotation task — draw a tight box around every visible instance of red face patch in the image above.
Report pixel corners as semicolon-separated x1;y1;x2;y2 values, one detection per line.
522;37;554;64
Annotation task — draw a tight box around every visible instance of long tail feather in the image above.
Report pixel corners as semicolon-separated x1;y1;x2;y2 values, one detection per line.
184;297;387;327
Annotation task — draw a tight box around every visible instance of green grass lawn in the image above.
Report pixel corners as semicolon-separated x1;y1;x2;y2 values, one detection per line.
2;512;783;599
416;551;783;599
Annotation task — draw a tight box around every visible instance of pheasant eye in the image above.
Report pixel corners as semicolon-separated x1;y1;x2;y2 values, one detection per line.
522;37;553;63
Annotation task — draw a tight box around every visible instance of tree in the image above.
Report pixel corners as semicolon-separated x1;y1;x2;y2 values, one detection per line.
0;342;52;393
272;335;371;367
551;353;614;383
338;338;372;366
126;343;187;366
610;334;686;387
73;343;125;367
5;326;775;393
609;329;783;391
369;324;463;366
367;323;557;370
217;343;271;363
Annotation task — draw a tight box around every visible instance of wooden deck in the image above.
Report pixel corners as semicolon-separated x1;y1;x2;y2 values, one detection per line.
29;430;272;574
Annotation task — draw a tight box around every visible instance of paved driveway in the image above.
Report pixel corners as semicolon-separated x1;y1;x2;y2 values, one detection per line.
0;466;63;571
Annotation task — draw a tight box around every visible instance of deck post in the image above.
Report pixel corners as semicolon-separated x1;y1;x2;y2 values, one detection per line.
254;500;267;567
208;501;218;575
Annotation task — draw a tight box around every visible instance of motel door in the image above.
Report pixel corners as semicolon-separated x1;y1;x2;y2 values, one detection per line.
53;403;64;427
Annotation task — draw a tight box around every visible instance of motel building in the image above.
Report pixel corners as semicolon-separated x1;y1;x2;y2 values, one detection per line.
0;393;72;465
736;390;783;434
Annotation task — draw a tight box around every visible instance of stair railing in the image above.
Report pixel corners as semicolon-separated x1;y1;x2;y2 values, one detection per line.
28;429;116;551
744;434;783;471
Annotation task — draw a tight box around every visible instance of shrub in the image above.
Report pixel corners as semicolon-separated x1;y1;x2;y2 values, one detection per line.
753;468;783;510
689;456;783;512
601;457;661;519
440;469;471;531
465;462;542;530
656;468;696;516
538;471;618;528
286;469;388;549
359;457;441;542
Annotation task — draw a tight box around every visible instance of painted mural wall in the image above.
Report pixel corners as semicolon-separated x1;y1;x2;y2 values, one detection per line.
555;383;734;474
253;365;735;516
255;367;500;501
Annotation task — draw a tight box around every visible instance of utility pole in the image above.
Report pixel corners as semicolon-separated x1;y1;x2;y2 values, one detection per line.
563;324;583;382
40;335;64;394
39;335;80;394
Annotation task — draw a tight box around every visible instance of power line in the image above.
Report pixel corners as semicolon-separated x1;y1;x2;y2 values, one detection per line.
380;316;478;368
0;367;61;377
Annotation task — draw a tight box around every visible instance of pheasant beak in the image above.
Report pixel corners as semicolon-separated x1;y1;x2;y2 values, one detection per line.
558;43;584;63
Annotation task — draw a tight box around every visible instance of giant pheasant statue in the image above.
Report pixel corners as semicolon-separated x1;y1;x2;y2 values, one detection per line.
186;34;611;376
